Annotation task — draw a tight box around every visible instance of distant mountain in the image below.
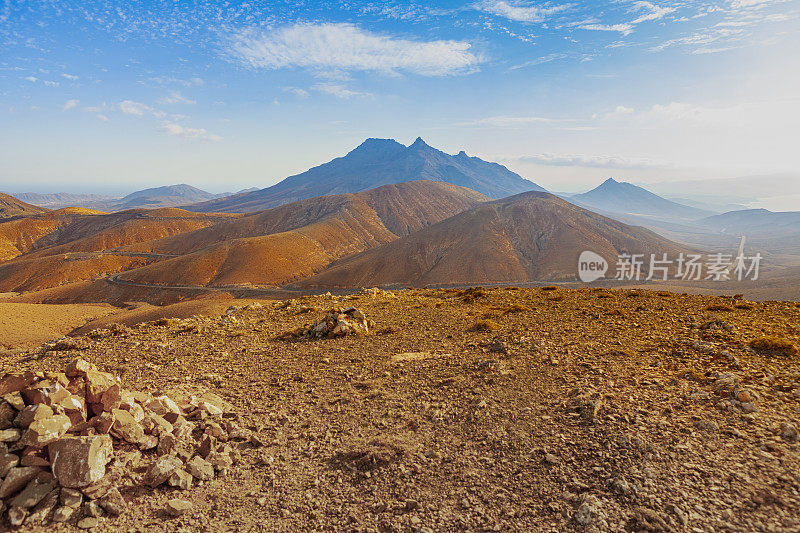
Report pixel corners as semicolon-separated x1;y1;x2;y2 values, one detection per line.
189;137;544;213
295;191;688;288
12;192;115;209
112;184;218;211
571;178;712;221
117;181;488;288
0;192;49;219
699;208;800;238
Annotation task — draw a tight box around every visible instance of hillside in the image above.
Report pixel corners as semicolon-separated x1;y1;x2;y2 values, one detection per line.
699;208;800;237
571;178;711;221
297;191;687;288
0;209;239;292
189;138;543;213
11;191;115;209
0;192;49;219
116;181;488;288
3;288;798;531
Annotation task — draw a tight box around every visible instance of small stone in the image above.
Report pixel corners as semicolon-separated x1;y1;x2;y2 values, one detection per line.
14;404;53;429
740;402;758;413
111;408;146;444
52;505;77;523
544;453;559;465
0;449;19;476
99;487;126;516
0;466;40;498
26;487;59;525
84;370;117;404
85;499;103;517
186;455;214;480
157;432;177;456
0;427;22;442
166;498;193;516
20;414;72;446
65;358;97;378
780;422;798;442
92;411;115;434
146;454;184;487
198;434;217;458
10;478;56;509
168;469;193;491
77;516;100;529
7;505;27;527
48;436;114;488
60;487;83;507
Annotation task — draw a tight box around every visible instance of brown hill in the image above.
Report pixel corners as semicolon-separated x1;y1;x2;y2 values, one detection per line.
116;181;488;288
0;192;49;219
296;191;688;288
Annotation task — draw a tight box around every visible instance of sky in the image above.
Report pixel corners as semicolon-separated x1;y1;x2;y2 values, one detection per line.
1;0;799;201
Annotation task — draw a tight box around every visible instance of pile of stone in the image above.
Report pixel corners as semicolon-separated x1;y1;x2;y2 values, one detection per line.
294;307;373;339
0;358;250;528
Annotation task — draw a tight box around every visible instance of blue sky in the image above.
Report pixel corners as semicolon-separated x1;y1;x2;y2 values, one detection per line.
1;0;798;198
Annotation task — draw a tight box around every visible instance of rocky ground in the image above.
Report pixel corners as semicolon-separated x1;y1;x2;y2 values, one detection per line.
2;286;799;532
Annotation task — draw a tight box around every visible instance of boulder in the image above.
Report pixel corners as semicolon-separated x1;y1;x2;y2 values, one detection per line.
48;435;114;488
145;454;183;487
20;414;72;447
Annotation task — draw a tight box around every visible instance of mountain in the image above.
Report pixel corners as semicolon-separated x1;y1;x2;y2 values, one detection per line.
109;184;219;211
699;209;800;238
0;192;49;219
570;178;712;221
188;138;544;213
115;181;488;288
11;192;115;209
294;191;688;288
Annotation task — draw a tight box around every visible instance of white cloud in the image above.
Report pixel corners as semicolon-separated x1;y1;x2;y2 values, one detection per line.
62;99;79;111
96;114;109;122
312;83;372;99
158;91;195;105
226;23;482;76
61;73;79;80
455;115;557;127
23;76;38;83
44;80;60;87
119;100;152;116
158;122;221;142
509;53;568;70
629;1;676;24
472;0;569;23
578;23;635;35
282;87;310;98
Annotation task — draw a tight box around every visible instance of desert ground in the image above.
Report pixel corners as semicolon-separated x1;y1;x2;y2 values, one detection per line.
2;286;798;531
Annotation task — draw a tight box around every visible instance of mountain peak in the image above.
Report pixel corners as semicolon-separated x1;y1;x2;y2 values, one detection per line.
410;137;429;148
601;177;619;186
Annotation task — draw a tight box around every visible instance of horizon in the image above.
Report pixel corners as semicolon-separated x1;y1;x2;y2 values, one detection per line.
2;1;799;206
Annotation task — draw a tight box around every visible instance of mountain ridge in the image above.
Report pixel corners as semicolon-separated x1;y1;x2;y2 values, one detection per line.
187;138;544;213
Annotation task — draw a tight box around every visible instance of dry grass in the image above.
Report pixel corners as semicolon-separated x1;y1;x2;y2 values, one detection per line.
470;319;500;332
749;336;799;356
735;302;756;310
541;286;559;291
502;303;531;314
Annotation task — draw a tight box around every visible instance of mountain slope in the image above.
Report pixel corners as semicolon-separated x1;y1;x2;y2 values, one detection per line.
295;191;688;288
189;138;543;213
116;181;488;288
571;178;711;221
11;192;115;209
699;208;800;237
0;192;49;219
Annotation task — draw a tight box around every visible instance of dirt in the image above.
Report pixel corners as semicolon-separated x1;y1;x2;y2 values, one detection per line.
0;303;117;350
3;287;800;532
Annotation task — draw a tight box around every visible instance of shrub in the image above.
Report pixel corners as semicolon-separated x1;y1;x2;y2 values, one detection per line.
705;303;734;312
470;319;500;332
749;336;798;356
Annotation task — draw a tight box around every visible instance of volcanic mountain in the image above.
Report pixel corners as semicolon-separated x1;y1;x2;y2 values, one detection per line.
188;138;543;213
115;181;488;288
0;192;49;219
295;191;688;288
571;178;711;221
699;208;800;238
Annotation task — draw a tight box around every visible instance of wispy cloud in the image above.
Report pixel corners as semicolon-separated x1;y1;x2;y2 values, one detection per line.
119;100;152;116
61;73;79;80
509;52;568;70
226;23;482;76
158;91;195;105
312;83;372;99
62;99;79;111
158;122;221;142
513;153;671;169
455;115;557;127
472;0;570;23
282;87;310;98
